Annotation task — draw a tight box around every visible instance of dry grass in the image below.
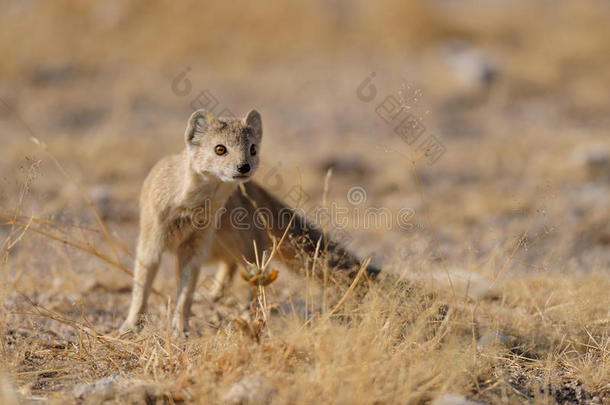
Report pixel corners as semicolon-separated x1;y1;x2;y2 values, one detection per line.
1;133;607;403
1;214;608;404
1;0;610;404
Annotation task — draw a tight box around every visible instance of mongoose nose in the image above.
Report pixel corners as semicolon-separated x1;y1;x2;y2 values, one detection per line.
237;163;251;174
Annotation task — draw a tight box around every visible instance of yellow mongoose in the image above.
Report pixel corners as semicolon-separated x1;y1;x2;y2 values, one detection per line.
122;109;380;335
121;109;263;335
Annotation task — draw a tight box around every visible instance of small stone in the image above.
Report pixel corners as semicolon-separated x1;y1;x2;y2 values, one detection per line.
30;63;74;86
223;375;275;405
277;299;319;321
585;149;609;170
477;331;511;351
89;185;112;219
116;381;165;403
74;375;166;403
571;146;610;181
88;186;136;221
53;106;109;131
586;150;610;182
432;393;487;405
73;373;122;400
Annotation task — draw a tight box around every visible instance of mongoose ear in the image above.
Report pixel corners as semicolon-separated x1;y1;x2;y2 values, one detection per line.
185;109;215;145
244;109;262;139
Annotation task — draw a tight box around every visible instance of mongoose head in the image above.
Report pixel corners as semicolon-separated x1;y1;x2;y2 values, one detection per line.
184;109;262;183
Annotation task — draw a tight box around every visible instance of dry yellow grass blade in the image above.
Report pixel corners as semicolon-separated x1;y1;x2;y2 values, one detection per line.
0;214;166;299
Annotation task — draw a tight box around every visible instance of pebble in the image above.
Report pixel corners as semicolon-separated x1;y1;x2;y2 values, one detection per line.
223;375;275;405
73;373;122;400
432;393;488;405
477;331;511;351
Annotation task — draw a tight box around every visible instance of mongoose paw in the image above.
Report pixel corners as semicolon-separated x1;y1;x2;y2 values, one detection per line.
171;326;190;339
119;319;142;334
170;316;189;338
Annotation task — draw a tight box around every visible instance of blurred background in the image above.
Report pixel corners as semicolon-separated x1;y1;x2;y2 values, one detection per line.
1;0;609;275
1;2;609;402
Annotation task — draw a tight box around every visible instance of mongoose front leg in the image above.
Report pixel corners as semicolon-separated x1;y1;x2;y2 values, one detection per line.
120;229;163;332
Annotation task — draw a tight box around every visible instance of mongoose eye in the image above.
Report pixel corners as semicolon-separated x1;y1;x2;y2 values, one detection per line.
250;144;257;156
215;145;227;156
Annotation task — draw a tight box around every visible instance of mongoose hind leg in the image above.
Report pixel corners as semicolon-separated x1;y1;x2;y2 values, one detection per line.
171;234;210;336
209;260;237;301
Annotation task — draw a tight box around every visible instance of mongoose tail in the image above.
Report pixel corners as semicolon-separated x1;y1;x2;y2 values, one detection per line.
208;181;380;297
